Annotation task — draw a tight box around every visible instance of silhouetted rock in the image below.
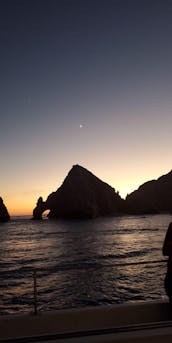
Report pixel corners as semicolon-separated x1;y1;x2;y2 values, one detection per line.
32;197;46;220
32;166;172;218
34;165;124;219
0;197;10;222
126;170;172;214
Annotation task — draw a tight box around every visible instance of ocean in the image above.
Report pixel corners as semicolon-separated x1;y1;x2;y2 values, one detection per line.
0;214;171;315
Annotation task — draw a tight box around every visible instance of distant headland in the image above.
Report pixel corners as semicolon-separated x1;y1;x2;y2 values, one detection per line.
32;165;172;220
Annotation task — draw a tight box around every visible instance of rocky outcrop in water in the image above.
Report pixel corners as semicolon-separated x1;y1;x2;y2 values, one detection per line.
33;165;124;219
32;166;172;219
126;170;172;214
32;197;46;220
0;197;10;222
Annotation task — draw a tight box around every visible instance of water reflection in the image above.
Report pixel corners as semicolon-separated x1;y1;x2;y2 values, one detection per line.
0;214;170;314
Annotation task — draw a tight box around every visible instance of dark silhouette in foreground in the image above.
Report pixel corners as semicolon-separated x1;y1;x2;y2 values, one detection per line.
33;164;124;220
163;222;172;303
0;197;10;222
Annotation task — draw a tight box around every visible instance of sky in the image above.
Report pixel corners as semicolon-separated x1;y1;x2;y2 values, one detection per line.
1;0;172;215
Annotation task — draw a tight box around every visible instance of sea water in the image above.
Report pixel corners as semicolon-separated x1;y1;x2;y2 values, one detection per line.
0;214;171;315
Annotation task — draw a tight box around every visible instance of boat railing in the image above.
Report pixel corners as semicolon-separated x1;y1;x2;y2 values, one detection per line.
30;259;167;315
30;259;168;315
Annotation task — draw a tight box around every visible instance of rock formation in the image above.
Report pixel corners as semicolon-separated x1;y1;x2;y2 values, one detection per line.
126;170;172;214
33;165;124;219
32;166;172;219
32;197;46;220
0;197;10;222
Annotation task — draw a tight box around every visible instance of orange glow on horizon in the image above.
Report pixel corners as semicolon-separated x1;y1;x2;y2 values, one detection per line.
4;195;39;217
7;202;33;216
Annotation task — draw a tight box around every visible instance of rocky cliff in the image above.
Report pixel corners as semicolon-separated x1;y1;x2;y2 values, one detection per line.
126;170;172;214
33;165;124;219
0;197;10;222
33;166;172;219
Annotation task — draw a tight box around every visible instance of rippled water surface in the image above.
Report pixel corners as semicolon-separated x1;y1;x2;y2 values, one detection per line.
0;214;171;315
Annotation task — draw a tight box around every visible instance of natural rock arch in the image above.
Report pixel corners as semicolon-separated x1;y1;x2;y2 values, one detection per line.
32;197;48;220
42;209;50;218
33;165;125;220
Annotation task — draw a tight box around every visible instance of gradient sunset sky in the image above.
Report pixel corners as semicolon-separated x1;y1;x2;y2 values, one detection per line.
1;0;172;215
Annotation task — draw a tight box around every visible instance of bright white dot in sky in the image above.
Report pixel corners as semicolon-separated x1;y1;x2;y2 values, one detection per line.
79;124;83;128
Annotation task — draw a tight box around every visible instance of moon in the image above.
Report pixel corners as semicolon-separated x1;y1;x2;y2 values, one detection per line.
79;124;83;128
